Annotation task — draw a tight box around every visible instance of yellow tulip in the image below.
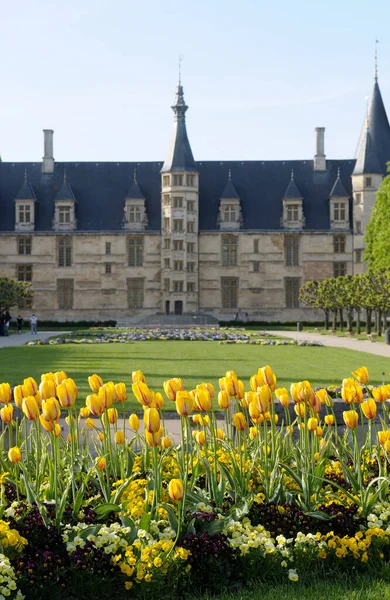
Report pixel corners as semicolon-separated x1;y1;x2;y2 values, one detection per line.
286;425;294;435
298;381;315;404
80;407;90;418
34;390;42;409
294;403;306;418
88;374;103;393
54;371;67;385
250;374;264;392
372;386;390;403
57;378;78;408
114;431;125;445
204;382;215;398
39;379;56;400
98;382;115;409
13;385;24;409
143;408;160;433
256;386;272;412
0;383;12;405
168;479;184;502
41;372;56;383
114;382;128;403
233;412;247;431
307;417;318;431
216;428;224;440
341;379;363;404
351;366;369;384
161;436;173;449
22;396;40;421
384;440;390;453
316;388;333;407
249;426;258;439
275;387;290;407
315;427;324;438
129;414;140;431
154;392;164;409
107;408;118;425
85;418;97;429
132;381;153;407
259;365;277;391
290;382;300;403
193;414;209;427
132;370;145;384
195;430;206;445
361;399;377;420
86;394;105;417
343;410;359;429
223;374;239;397
249;401;261;421
176;391;194;417
39;414;56;433
96;456;106;470
98;432;105;442
145;426;163;447
240;396;249;410
42;398;61;422
194;388;212;412
8;446;21;463
23;377;38;396
163;378;183;401
0;404;13;423
378;431;390;445
54;423;61;438
324;414;334;426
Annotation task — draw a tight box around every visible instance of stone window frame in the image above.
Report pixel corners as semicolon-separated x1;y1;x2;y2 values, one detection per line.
187;262;195;273
174;280;184;292
186;174;195;187
187;200;195;211
187;282;196;292
253;261;260;272
173;240;183;251
187;221;195;233
17;264;33;282
281;200;305;229
222;235;238;266
173;260;184;271
173;219;183;232
18;236;32;255
253;239;259;253
53;201;77;231
285;235;300;266
105;242;111;255
355;249;362;264
333;235;346;254
58;236;72;267
330;198;349;230
173;197;183;208
57;278;74;309
219;198;242;230
15;200;35;231
105;263;112;274
333;262;347;277
285;277;300;308
127;278;144;309
124;199;147;231
221;277;238;309
128;236;143;267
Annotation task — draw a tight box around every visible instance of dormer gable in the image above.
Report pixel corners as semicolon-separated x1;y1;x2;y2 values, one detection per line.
281;170;305;229
329;167;350;230
218;170;243;230
53;170;77;231
14;170;37;232
123;171;148;230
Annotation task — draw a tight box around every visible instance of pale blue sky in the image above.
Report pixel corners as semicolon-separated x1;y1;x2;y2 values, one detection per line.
0;0;389;162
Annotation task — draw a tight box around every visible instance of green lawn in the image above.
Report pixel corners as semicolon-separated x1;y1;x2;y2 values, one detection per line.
1;341;389;412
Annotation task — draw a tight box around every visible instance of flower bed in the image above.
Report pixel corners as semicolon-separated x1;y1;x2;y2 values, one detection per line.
0;365;389;598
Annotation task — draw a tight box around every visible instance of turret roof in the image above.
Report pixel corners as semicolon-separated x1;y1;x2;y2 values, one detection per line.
161;81;196;173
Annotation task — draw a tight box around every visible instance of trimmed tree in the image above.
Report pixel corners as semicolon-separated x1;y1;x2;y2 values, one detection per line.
0;277;33;317
365;164;390;270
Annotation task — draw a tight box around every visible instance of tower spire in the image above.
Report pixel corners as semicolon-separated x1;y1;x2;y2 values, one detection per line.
374;39;378;82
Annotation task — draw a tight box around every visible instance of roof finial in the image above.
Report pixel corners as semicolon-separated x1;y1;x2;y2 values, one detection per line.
24;167;27;184
374;39;379;81
291;168;294;180
228;168;232;181
178;54;183;86
63;167;67;184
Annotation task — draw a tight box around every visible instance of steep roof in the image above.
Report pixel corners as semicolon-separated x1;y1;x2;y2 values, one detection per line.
54;181;76;202
283;172;303;199
161;82;196;173
15;179;36;201
353;79;390;175
220;175;240;199
0;159;355;233
329;169;349;197
126;178;145;199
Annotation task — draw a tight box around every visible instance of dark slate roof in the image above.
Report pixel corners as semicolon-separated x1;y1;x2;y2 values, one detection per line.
283;175;303;199
161;83;196;173
220;179;240;199
353;80;390;175
329;171;349;197
15;181;37;201
126;178;145;199
54;182;76;202
0;159;355;233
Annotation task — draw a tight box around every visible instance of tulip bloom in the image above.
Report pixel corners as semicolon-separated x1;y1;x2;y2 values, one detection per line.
315;427;324;438
250;374;264;392
86;394;105;417
115;382;128;403
176;391;194;417
298;381;315;405
351;366;369;384
41;372;56;384
259;365;277;391
13;386;25;409
249;426;258;439
341;379;363;404
132;381;153;407
194;388;212;412
361;399;377;420
23;377;38;396
161;436;173;449
378;431;390;445
223;374;239;397
80;407;90;418
372;386;390;403
42;398;61;422
324;414;334;426
0;404;13;423
107;408;118;425
88;374;103;393
114;431;125;445
294;403;306;418
249;401;261;421
143;408;160;433
168;479;184;502
163;378;183;402
256;386;272;412
343;409;359;429
85;418;97;429
132;370;145;384
98;382;115;409
57;378;78;408
22;396;40;421
154;392;164;409
39;379;56;400
39;414;56;433
316;388;333;407
290;382;301;403
195;430;206;445
0;383;12;405
275;387;290;407
233;412;247;431
129;414;140;431
145;427;163;447
307;417;318;431
8;446;21;463
96;456;106;470
193;414;209;426
216;428;224;440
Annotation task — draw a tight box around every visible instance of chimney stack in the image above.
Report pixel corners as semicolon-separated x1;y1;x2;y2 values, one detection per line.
42;129;54;173
314;127;326;171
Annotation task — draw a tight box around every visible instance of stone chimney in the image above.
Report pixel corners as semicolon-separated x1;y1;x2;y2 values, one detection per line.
42;129;54;174
314;127;326;171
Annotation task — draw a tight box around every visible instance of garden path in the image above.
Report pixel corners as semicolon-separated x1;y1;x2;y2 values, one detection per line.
0;331;68;348
266;330;390;358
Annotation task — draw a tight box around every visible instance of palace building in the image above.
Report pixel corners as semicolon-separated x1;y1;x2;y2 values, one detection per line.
0;69;390;324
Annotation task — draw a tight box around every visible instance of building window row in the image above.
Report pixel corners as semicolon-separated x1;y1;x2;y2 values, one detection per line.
285;235;299;266
162;174;196;187
222;236;237;266
334;262;347;277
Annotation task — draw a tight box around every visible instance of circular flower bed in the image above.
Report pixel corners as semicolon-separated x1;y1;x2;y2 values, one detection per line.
0;364;388;598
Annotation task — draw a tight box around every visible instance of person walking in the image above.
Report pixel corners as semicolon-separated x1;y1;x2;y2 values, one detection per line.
4;312;11;337
30;314;37;335
17;315;24;335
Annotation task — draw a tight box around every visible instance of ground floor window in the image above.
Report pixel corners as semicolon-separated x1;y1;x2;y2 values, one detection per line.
285;278;300;308
127;278;144;308
57;279;74;309
221;278;238;309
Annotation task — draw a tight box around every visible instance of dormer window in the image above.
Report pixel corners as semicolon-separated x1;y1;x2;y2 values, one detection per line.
59;206;71;224
14;172;36;232
53;173;77;231
329;168;350;230
218;171;242;230
123;173;148;231
224;205;236;222
18;204;32;224
281;171;305;229
287;204;299;222
333;202;346;222
128;206;142;223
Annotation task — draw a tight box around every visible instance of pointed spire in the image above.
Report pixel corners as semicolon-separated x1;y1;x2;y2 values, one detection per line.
54;168;76;202
330;167;349;198
126;168;145;199
283;170;302;199
374;39;378;82
15;169;36;201
353;67;390;175
221;170;240;199
161;76;196;173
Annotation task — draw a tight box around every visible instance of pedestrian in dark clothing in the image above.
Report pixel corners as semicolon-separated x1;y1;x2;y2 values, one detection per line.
17;316;23;335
